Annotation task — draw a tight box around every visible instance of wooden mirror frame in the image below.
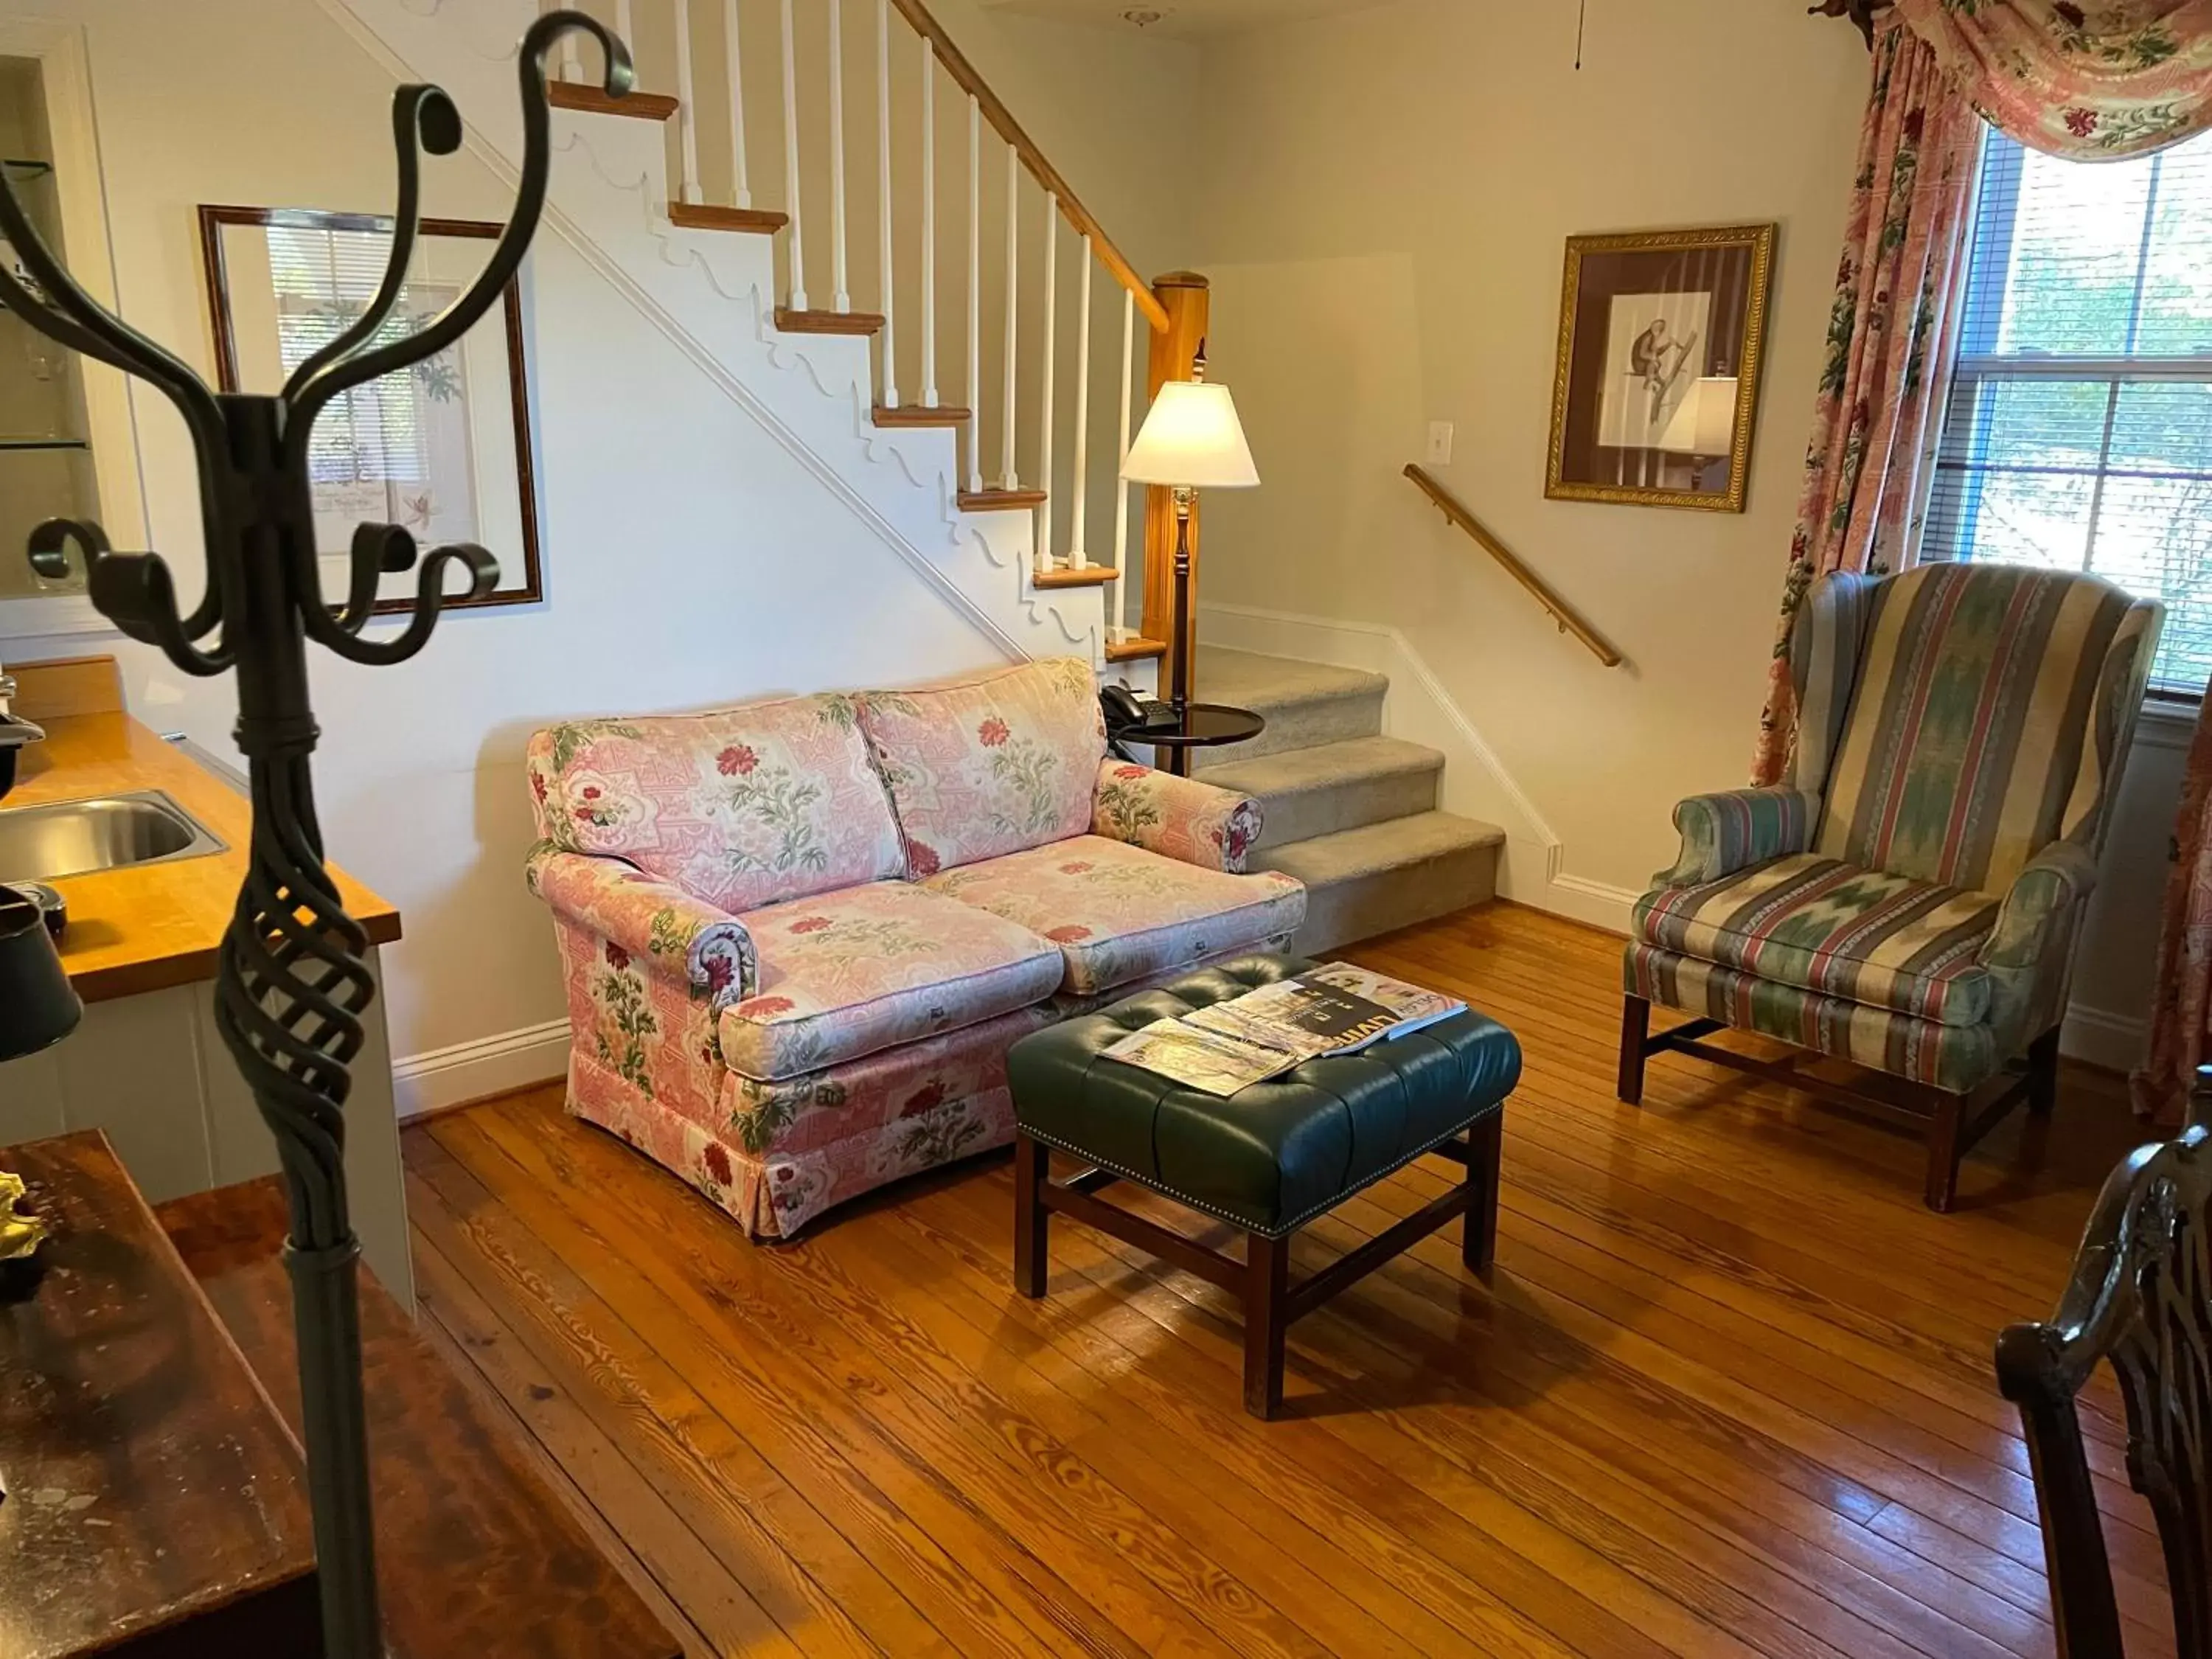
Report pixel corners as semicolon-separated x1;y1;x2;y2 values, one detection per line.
195;203;543;614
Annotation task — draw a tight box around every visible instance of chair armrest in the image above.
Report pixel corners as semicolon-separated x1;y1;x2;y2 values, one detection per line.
1982;841;2099;973
526;845;757;1007
1091;759;1264;873
1979;841;2100;1040
1654;788;1820;887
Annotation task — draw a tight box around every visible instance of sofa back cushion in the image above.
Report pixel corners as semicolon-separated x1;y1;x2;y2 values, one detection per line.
857;657;1105;876
526;694;905;912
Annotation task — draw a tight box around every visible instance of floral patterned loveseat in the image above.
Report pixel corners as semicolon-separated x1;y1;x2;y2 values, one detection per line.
524;657;1307;1237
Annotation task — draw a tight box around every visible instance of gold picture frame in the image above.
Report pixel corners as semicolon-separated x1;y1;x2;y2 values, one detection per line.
1544;223;1775;513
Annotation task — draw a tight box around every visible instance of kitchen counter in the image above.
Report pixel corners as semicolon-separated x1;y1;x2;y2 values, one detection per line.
6;656;401;1004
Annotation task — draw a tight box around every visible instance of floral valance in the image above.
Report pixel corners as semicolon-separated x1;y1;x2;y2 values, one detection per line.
1893;0;2212;158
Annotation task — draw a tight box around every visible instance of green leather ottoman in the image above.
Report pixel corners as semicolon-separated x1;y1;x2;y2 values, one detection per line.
1006;955;1521;1418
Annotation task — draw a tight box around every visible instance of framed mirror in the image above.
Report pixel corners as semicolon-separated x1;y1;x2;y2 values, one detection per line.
1545;223;1775;513
197;204;543;611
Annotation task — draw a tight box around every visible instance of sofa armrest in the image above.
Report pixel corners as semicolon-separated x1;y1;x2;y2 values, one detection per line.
1091;759;1263;873
1979;841;2099;1040
1653;787;1820;888
526;845;757;1007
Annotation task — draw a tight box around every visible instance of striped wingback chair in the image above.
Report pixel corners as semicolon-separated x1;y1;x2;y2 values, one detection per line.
1618;563;2162;1211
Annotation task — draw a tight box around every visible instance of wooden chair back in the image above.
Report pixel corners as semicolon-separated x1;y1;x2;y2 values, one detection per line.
1996;1111;2212;1657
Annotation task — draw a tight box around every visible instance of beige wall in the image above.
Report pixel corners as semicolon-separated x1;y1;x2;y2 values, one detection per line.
1185;0;2181;1054
0;0;1192;1093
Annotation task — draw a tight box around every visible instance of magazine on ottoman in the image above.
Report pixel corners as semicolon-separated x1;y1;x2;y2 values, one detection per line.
1105;964;1467;1095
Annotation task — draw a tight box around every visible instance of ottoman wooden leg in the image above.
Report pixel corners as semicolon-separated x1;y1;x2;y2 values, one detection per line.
1463;1112;1503;1284
1013;1133;1049;1298
1244;1233;1290;1420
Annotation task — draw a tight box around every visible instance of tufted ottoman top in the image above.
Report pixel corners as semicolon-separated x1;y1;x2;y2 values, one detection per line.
1007;955;1521;1237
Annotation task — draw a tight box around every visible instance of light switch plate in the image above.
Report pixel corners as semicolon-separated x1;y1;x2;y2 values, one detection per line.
1426;421;1454;465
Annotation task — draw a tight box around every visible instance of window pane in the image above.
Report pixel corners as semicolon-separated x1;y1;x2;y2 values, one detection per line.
2135;138;2212;358
1933;127;2212;698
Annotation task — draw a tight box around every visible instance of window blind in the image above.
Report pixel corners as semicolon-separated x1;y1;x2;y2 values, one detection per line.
265;224;430;490
1926;125;2212;699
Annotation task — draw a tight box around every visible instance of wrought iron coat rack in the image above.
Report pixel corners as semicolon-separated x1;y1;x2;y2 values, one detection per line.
0;14;630;1655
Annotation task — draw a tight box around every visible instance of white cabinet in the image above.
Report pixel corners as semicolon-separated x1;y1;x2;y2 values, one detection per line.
0;947;414;1306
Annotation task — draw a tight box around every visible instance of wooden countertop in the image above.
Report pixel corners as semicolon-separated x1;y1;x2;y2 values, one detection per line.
5;659;401;1004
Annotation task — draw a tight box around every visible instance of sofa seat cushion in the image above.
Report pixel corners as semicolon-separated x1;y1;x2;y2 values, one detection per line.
922;835;1307;996
720;882;1062;1082
527;693;905;914
1633;852;1998;1028
858;658;1107;875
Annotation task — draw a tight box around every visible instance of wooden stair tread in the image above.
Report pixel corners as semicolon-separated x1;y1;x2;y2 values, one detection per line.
774;307;886;335
1105;635;1168;662
1031;565;1117;589
872;403;973;428
956;487;1048;512
669;202;789;234
549;82;679;122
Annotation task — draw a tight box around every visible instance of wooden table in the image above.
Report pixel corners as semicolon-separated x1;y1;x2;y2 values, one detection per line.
157;1175;682;1659
0;1131;321;1658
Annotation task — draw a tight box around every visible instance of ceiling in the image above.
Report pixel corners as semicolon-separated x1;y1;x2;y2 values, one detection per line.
977;0;1401;42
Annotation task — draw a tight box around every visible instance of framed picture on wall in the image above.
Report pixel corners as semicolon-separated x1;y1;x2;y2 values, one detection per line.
1545;223;1775;513
196;204;543;611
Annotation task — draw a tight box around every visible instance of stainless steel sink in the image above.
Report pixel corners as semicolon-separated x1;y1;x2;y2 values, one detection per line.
0;790;228;886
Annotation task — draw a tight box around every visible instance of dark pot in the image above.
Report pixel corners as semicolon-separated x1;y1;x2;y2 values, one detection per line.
0;884;80;1062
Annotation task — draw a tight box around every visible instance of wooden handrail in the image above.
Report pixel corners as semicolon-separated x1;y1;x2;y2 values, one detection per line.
1402;465;1623;668
887;0;1171;334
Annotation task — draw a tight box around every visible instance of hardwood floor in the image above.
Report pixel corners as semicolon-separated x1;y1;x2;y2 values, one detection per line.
404;902;2174;1658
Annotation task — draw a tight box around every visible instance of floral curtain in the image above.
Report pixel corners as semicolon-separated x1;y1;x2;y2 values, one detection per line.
1894;0;2212;159
2135;720;2212;1128
1751;18;1983;785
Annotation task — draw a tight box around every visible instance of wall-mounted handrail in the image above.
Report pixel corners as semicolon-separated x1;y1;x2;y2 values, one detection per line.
886;0;1170;334
1402;464;1623;668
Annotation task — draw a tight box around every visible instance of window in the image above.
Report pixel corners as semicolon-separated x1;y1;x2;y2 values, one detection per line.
1926;125;2212;700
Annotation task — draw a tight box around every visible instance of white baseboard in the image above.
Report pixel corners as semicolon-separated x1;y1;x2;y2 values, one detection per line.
393;1018;571;1119
2062;1002;2147;1074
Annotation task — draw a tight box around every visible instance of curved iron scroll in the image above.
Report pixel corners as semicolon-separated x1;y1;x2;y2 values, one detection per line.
1996;1119;2212;1658
1;15;632;1658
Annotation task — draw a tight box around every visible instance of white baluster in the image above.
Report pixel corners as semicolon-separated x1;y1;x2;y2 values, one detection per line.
875;0;895;407
999;142;1018;491
724;0;751;206
559;2;582;82
828;0;850;312
1069;240;1092;570
966;94;981;493
616;0;634;49
672;0;703;204
779;0;807;310
919;37;937;408
1112;286;1133;636
1034;195;1056;574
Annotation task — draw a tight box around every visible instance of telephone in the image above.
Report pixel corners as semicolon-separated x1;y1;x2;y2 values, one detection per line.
1100;683;1176;734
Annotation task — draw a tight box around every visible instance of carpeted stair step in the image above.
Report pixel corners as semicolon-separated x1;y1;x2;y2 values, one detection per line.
1190;649;1387;770
1258;810;1505;956
1203;737;1444;852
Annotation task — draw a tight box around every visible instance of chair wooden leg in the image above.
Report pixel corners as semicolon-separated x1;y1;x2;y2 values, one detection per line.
1243;1232;1290;1420
1463;1112;1503;1284
2027;1026;2062;1117
1617;995;1651;1105
1924;1091;1967;1214
1013;1133;1049;1298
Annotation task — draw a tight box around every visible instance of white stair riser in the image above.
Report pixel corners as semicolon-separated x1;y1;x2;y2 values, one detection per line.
324;0;1110;664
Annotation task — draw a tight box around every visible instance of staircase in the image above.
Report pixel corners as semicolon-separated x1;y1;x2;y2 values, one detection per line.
327;0;1179;673
1194;650;1504;953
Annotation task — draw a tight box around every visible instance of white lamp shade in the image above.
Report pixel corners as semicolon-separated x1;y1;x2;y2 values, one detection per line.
1121;380;1260;488
1659;376;1741;456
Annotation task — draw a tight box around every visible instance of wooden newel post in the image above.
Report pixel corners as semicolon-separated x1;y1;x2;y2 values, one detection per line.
1142;271;1208;669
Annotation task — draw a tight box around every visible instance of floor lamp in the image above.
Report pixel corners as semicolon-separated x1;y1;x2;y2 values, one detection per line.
1120;366;1259;720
